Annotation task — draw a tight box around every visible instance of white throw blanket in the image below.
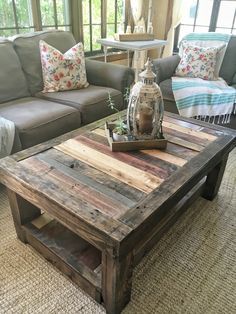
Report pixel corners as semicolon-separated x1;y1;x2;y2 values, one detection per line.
0;117;15;158
172;32;236;123
172;77;236;123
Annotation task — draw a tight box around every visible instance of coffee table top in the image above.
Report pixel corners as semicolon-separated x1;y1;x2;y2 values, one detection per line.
0;112;235;249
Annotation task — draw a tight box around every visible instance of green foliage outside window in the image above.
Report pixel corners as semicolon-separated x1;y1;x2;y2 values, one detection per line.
0;0;124;54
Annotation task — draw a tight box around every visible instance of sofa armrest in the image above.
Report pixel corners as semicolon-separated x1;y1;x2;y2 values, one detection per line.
152;55;181;84
85;59;135;94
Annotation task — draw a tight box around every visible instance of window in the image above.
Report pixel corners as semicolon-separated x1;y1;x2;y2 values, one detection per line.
0;0;34;36
0;0;125;55
82;0;124;55
175;0;236;51
40;0;71;31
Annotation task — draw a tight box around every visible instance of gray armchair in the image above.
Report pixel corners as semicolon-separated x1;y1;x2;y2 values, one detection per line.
152;35;236;129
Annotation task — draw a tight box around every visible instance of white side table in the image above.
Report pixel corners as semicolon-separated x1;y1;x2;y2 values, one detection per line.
96;38;167;81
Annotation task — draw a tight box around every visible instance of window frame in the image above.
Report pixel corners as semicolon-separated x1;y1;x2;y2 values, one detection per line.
174;0;236;53
0;0;125;56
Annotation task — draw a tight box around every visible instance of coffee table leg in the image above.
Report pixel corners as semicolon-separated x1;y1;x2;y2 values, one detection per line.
202;153;229;201
102;251;133;314
7;189;41;243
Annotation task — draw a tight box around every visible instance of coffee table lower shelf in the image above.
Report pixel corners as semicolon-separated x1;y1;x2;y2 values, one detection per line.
22;216;102;302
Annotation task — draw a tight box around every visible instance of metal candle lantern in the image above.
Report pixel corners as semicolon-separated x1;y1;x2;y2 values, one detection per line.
127;58;164;140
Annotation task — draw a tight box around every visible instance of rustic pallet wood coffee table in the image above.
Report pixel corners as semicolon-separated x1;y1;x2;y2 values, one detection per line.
0;112;235;314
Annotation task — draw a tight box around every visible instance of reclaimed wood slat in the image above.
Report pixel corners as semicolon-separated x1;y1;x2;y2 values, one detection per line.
55;140;163;193
34;219;101;271
117;135;235;255
165;112;236;136
77;134;170;180
21;156;130;218
37;154;135;216
0;157;132;247
92;126;197;163
41;148;144;203
162;120;217;141
140;149;187;167
163;126;213;147
23;224;102;301
165;134;204;151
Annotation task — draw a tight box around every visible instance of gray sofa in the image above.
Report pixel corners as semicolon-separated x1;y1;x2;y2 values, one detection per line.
0;30;134;154
152;35;236;129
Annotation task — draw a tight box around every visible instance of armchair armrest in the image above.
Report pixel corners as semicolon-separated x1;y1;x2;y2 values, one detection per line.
152;55;180;84
85;59;135;94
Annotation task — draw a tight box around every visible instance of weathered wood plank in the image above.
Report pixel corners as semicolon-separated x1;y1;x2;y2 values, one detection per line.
21;155;132;218
134;178;205;266
0;158;132;248
163;126;214;147
92;123;197;163
202;153;229;200
55;140;163;193
102;250;133;314
7;189;41;243
41;148;144;203
140;149;187;167
164;112;236;136
165;134;204;151
23;225;102;301
117;135;235;256
31;219;101;272
162;119;218;141
77;134;170;179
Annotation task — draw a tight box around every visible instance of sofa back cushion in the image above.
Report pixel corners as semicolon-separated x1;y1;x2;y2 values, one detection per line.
12;30;76;95
219;35;236;85
0;39;30;104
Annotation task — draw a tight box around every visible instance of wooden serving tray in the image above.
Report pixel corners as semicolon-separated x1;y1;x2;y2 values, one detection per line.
114;33;155;41
105;122;167;152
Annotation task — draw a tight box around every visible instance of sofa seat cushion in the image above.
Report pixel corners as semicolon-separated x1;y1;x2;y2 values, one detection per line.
0;97;81;149
37;85;123;125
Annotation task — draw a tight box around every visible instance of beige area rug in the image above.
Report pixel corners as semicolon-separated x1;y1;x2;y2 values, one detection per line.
0;150;236;314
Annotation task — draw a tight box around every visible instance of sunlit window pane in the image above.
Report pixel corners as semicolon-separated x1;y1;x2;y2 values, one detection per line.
215;28;233;34
195;0;213;26
107;0;115;23
92;25;101;50
217;0;236;28
0;2;15;28
194;26;210;33
16;0;33;28
181;0;198;24
92;0;101;24
82;0;90;25
83;25;91;51
107;23;115;37
40;0;55;26
179;25;194;43
56;0;70;25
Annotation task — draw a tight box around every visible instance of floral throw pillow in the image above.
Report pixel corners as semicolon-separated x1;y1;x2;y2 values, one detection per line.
39;40;89;92
175;42;221;80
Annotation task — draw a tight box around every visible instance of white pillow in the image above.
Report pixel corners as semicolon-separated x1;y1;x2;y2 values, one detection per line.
39;40;89;93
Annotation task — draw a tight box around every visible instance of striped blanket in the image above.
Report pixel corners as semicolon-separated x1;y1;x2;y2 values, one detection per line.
172;32;236;123
0;117;15;158
172;77;236;123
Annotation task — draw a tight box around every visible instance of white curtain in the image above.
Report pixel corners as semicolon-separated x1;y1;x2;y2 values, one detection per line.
162;0;184;57
130;0;148;69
